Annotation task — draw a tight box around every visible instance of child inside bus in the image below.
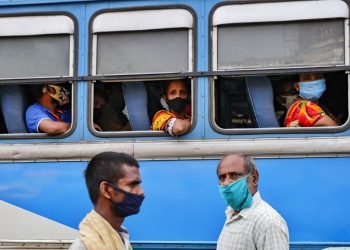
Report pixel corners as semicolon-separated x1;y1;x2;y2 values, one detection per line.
284;73;338;127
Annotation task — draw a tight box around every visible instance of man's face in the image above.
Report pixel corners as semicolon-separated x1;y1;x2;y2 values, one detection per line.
116;165;144;197
165;81;188;101
217;155;257;194
217;155;247;186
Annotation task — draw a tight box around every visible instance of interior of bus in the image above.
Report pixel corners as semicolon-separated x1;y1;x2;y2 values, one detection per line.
214;71;348;129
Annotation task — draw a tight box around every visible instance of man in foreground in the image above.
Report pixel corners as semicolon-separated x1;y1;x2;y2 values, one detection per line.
70;152;145;250
216;153;289;250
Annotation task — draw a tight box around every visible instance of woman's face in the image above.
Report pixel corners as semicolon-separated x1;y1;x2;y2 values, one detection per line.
299;73;324;82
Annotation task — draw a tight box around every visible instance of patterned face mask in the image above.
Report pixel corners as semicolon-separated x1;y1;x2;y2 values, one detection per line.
46;84;70;105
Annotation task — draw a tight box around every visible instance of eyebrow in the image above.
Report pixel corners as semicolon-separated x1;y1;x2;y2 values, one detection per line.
129;179;142;185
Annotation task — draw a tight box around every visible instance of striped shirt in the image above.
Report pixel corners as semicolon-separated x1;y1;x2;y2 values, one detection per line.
217;192;289;250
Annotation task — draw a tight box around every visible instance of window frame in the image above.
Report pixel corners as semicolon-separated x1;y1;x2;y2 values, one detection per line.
0;12;78;139
209;0;350;135
88;6;197;138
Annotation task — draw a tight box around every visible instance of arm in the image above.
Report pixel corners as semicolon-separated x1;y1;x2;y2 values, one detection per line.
314;115;338;126
172;118;191;136
38;119;70;135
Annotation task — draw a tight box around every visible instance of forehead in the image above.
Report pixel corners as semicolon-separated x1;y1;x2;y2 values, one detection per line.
299;73;323;80
117;165;141;183
217;155;246;175
166;81;187;92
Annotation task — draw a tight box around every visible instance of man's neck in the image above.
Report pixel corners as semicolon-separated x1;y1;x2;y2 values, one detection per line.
94;204;124;232
38;97;57;113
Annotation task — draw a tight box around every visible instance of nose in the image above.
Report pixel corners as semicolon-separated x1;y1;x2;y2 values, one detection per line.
222;177;233;186
138;186;145;196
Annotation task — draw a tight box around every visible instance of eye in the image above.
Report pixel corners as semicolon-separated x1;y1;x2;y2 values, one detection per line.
218;175;225;182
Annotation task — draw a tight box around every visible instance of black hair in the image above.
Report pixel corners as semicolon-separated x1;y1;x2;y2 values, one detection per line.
84;152;139;204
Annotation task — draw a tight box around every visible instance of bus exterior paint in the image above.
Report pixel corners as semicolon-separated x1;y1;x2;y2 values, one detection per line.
0;0;349;249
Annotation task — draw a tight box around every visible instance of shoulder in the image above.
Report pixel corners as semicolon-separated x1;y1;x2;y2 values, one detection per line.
26;103;44;113
151;110;175;130
251;198;287;230
69;239;87;250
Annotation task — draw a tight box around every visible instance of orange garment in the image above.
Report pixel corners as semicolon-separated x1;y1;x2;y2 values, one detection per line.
151;110;176;131
284;100;325;127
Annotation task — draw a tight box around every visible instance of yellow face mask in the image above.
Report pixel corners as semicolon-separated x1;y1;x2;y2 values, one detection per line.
46;84;70;105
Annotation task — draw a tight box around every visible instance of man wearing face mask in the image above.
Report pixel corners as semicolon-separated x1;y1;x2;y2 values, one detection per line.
217;153;289;250
151;80;191;136
70;152;145;250
284;73;337;127
25;84;71;135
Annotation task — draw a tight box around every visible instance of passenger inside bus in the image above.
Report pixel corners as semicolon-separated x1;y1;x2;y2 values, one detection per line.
215;72;347;129
93;88;131;131
25;84;71;135
284;73;338;127
151;79;191;136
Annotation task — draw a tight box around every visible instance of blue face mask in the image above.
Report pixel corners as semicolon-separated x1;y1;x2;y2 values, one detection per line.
108;182;145;217
298;79;326;101
219;175;252;211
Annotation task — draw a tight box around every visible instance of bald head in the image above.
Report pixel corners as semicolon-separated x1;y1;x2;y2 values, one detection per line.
217;153;259;195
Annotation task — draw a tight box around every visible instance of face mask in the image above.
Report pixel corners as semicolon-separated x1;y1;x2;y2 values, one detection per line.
298;79;326;101
108;182;145;217
219;175;252;211
167;97;187;113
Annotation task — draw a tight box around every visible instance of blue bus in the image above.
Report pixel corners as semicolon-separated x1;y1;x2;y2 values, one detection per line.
0;0;349;249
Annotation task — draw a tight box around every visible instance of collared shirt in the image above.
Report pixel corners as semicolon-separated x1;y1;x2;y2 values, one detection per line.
217;192;289;250
25;103;71;133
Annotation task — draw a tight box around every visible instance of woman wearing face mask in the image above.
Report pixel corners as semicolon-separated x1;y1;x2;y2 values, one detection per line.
151;80;191;136
284;73;337;127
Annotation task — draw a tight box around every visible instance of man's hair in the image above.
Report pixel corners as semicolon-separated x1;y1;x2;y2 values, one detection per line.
217;153;257;175
84;152;139;204
242;154;257;174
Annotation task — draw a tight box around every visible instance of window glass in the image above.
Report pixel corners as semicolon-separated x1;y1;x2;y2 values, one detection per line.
96;29;189;75
217;20;345;70
0;35;70;79
214;72;348;130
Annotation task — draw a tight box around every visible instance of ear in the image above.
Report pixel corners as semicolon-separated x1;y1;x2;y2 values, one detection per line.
250;169;259;186
99;181;113;200
293;82;300;91
42;87;47;94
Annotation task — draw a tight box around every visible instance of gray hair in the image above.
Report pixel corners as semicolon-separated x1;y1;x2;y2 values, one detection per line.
242;154;257;175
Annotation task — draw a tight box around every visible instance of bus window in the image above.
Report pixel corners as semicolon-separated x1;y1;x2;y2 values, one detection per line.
90;8;195;136
0;14;76;136
214;72;348;129
210;0;349;133
92;79;192;135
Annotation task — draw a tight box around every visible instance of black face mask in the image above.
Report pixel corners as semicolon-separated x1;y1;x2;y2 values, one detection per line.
108;182;145;218
167;97;187;113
